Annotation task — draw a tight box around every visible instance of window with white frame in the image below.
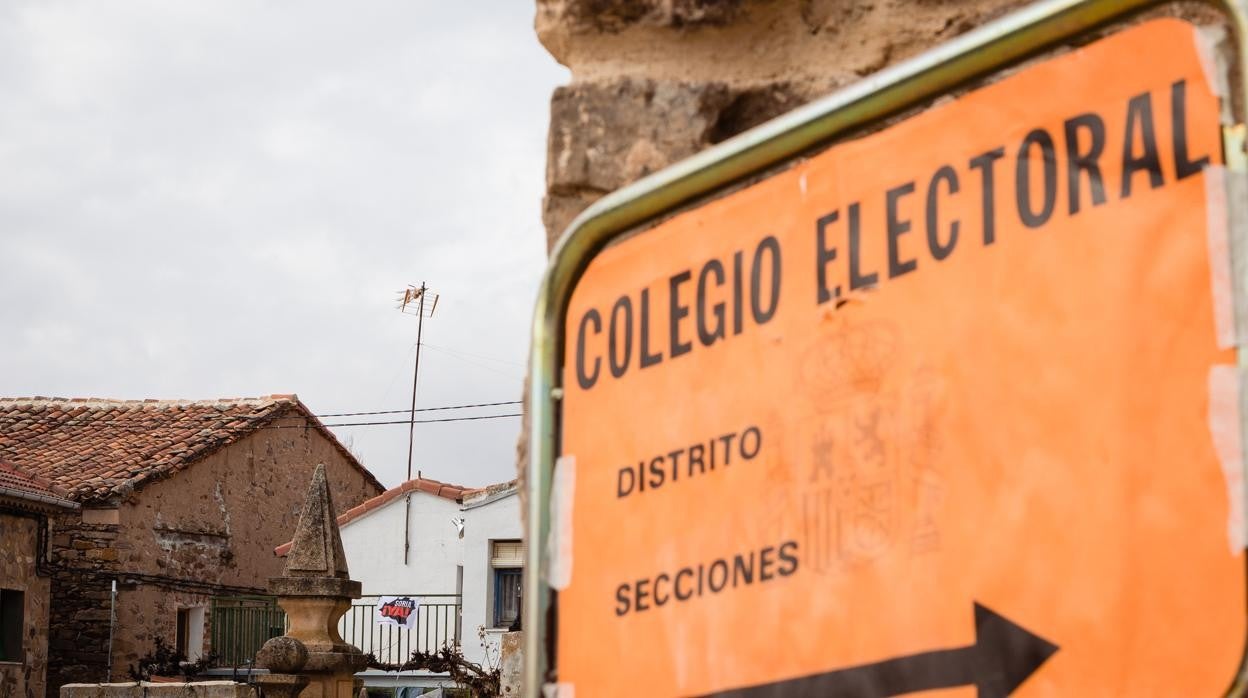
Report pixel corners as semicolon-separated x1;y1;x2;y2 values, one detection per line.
491;540;524;629
175;606;205;660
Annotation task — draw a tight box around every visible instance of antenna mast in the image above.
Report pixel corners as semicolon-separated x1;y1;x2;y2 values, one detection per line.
397;282;439;565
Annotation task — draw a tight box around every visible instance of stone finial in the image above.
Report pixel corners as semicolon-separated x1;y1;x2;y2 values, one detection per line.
253;634;310;698
256;636;308;673
284;463;350;579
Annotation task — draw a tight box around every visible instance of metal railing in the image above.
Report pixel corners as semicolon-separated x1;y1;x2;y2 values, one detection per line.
208;594;461;669
209;596;286;668
341;595;462;666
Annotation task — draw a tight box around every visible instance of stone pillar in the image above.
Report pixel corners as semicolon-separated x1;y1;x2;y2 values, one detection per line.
534;0;1032;250
255;465;367;698
498;632;524;696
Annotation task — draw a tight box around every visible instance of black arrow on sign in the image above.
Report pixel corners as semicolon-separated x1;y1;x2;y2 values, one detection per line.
705;603;1058;698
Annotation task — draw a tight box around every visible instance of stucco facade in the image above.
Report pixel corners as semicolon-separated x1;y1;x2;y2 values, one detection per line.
41;411;382;693
340;490;462;597
460;488;522;667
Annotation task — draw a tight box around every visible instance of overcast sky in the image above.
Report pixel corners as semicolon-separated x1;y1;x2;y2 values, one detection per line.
0;2;568;489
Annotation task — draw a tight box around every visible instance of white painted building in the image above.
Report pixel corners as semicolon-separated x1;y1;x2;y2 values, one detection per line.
458;483;524;663
312;477;522;682
338;479;465;598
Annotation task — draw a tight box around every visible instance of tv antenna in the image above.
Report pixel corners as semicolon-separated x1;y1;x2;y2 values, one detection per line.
396;282;439;565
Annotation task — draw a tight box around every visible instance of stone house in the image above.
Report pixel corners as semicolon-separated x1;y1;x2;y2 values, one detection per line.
0;461;79;698
0;396;384;695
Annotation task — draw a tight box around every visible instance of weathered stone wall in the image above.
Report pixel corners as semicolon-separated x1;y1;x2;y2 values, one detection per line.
498;631;523;696
535;0;1033;250
46;516;118;690
46;416;382;693
0;513;52;698
60;681;254;698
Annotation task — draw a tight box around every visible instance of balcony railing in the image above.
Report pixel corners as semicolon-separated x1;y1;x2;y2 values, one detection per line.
342;594;462;666
209;594;462;670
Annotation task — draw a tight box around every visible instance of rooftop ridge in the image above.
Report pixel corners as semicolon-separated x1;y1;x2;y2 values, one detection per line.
0;394;298;406
0;394;383;503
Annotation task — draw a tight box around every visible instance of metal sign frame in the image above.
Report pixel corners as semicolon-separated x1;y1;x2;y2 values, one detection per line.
524;0;1248;694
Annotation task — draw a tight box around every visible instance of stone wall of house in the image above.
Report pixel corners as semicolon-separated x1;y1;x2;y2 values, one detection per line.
0;513;52;698
46;416;382;693
45;516;118;690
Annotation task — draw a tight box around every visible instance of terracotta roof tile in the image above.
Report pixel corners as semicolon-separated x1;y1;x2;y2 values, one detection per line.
0;460;68;499
0;395;383;504
274;475;477;556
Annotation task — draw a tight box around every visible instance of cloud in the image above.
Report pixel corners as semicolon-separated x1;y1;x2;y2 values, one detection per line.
0;0;569;488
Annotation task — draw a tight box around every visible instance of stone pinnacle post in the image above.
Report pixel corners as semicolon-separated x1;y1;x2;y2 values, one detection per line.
255;464;368;698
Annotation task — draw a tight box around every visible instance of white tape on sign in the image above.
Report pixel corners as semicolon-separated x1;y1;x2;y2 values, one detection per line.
1195;25;1232;103
1208;364;1247;554
1205;166;1237;350
542;682;574;698
547;455;576;590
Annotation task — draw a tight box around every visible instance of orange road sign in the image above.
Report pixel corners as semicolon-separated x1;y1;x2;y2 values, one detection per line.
535;13;1247;698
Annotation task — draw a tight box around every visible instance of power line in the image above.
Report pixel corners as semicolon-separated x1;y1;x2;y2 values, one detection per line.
0;399;520;423
306;413;522;428
421;344;524;383
0;412;523;430
421;342;525;368
318;400;520;418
